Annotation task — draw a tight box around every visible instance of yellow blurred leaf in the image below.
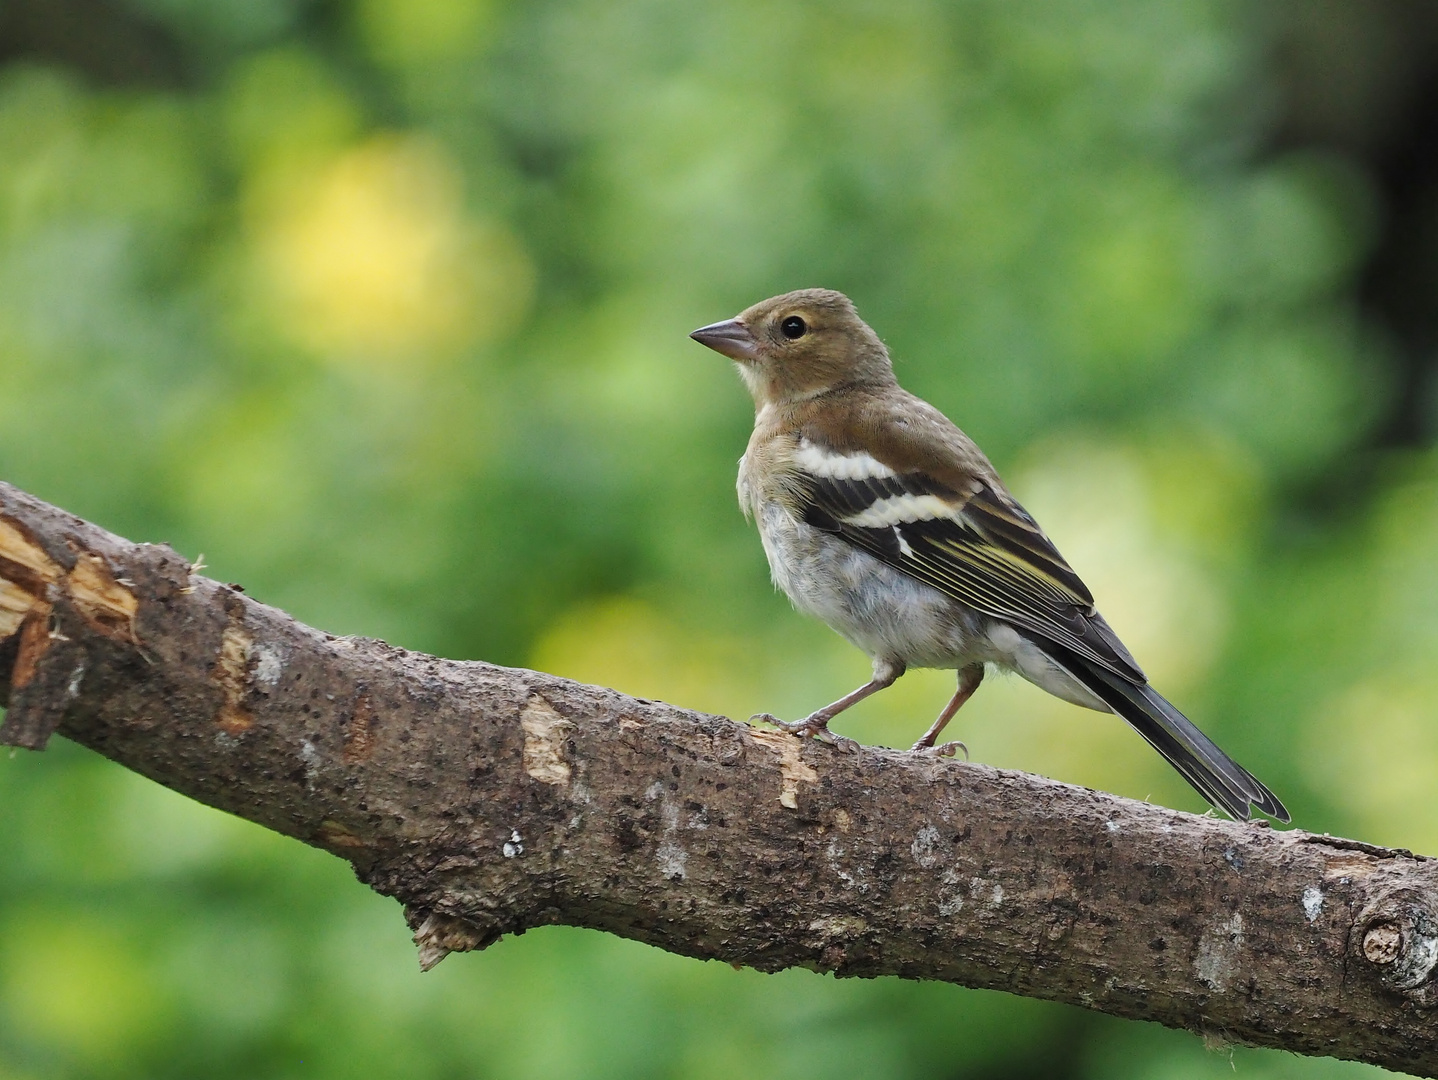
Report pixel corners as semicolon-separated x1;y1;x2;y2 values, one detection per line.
249;135;533;367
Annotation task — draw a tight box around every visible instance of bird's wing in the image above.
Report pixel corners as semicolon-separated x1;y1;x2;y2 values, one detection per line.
791;437;1145;682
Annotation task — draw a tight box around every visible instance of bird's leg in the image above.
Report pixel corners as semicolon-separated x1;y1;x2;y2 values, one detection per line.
911;663;985;756
752;659;905;751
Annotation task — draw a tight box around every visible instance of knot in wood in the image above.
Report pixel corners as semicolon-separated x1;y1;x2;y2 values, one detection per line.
1363;922;1402;966
1352;887;1438;1003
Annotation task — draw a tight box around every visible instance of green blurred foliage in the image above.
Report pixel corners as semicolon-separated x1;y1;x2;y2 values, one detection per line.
0;0;1425;1075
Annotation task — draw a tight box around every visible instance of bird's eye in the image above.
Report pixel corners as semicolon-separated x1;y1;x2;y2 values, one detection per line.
780;315;808;340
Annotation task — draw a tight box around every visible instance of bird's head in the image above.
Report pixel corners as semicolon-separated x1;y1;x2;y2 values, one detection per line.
690;288;893;407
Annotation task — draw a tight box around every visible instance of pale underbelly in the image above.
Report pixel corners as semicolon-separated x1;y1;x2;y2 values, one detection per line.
754;501;1108;711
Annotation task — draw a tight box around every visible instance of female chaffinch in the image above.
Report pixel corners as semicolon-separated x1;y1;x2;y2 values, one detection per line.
691;288;1287;823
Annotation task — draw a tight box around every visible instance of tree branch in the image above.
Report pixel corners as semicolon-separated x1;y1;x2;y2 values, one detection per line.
0;480;1435;1074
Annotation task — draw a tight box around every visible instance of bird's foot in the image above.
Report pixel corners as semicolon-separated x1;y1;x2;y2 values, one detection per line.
911;738;968;760
751;713;859;753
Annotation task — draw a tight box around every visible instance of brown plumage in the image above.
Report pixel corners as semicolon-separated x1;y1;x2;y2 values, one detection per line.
691;288;1288;822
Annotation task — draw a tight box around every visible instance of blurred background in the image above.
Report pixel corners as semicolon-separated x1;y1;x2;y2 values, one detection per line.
0;0;1434;1075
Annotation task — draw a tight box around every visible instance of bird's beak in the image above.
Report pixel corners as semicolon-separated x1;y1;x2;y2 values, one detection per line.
689;318;759;361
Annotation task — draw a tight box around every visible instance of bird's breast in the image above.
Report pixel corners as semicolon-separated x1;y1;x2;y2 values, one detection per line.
737;434;807;519
751;498;982;668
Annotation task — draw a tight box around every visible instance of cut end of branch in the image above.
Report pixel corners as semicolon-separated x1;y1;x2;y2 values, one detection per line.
0;514;141;750
0;516;62;595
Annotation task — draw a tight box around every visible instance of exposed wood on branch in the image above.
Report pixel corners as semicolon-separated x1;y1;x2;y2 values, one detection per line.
0;481;1436;1075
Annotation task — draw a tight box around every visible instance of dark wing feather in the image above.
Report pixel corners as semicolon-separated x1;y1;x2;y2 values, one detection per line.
961;486;1091;602
799;469;1144;681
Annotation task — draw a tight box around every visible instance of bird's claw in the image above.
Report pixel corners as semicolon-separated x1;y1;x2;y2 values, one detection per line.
750;711;820;736
751;713;858;753
747;710;793;736
911;739;969;760
816;730;860;753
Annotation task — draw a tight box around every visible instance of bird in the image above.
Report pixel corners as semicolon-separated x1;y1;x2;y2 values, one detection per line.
689;288;1288;823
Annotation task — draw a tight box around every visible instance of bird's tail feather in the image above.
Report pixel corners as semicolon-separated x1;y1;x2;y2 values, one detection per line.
1036;642;1289;823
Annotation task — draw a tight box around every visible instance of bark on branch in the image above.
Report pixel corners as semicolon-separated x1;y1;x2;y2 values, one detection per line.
0;480;1434;1074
